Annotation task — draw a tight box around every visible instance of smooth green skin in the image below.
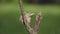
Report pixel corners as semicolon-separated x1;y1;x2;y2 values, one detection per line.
0;4;60;34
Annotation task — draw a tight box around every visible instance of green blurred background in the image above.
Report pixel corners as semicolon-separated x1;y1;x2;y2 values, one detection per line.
0;0;60;34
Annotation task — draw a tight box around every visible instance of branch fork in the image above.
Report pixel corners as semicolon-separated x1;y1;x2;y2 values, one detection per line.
19;0;42;34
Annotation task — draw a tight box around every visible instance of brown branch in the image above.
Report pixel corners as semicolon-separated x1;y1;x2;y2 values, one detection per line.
33;12;42;34
19;0;33;34
19;0;42;34
19;0;26;24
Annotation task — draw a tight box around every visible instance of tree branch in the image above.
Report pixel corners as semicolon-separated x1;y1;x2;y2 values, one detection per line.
19;0;26;24
33;12;42;34
19;0;33;34
19;0;42;34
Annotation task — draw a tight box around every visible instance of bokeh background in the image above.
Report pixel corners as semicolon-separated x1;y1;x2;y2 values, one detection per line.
0;0;60;34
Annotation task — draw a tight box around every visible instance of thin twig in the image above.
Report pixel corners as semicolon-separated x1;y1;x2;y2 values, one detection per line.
19;0;42;34
19;0;33;34
33;12;42;34
19;0;26;24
